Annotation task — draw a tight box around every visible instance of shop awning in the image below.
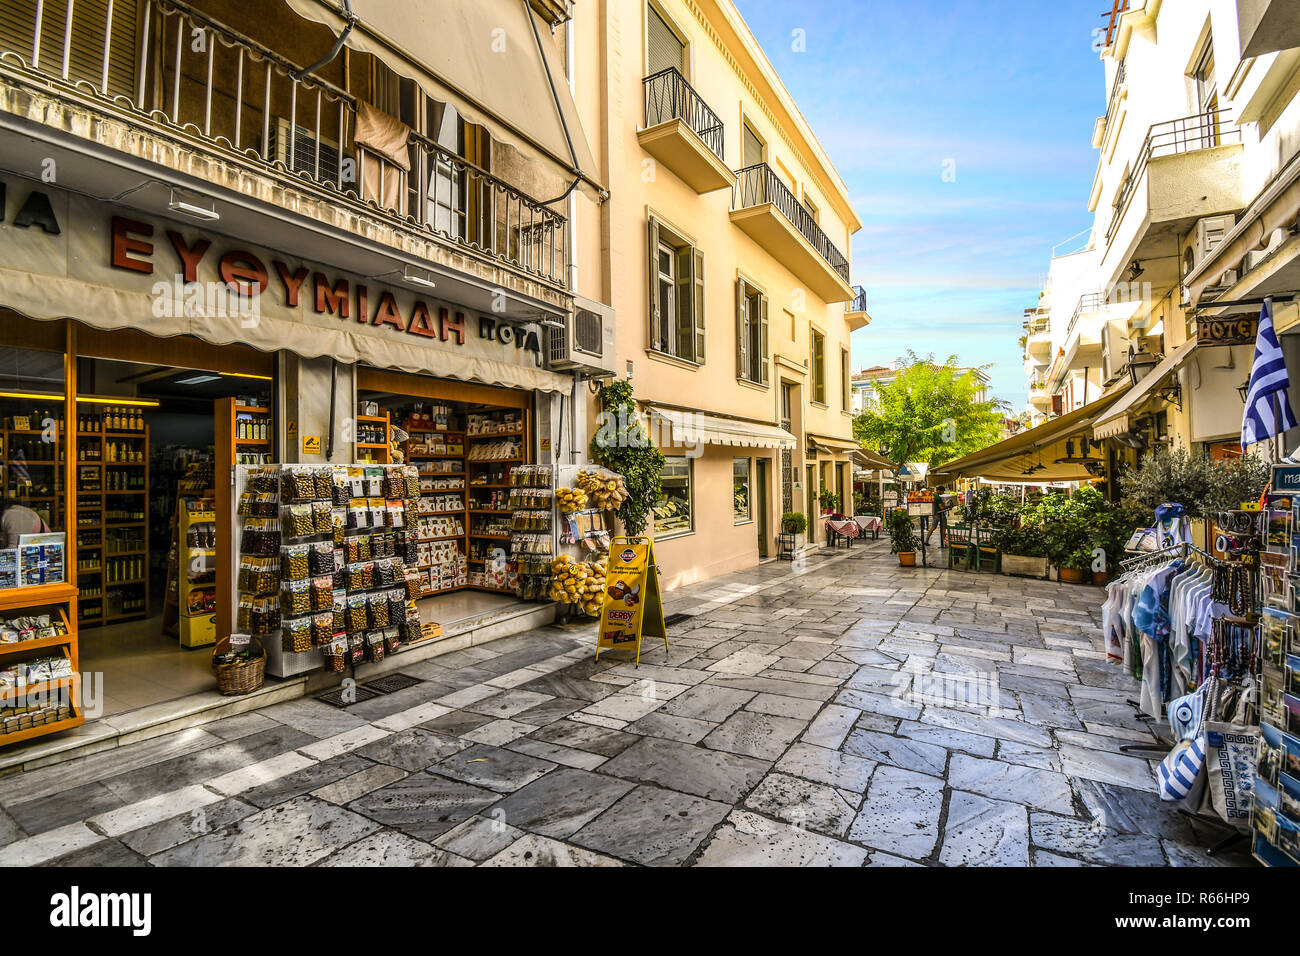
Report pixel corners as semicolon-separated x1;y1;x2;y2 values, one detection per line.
807;434;861;455
930;383;1132;483
852;448;895;470
648;407;797;449
1092;340;1197;439
897;462;929;483
282;0;604;197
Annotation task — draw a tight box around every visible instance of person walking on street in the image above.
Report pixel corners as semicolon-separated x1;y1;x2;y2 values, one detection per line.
925;485;951;547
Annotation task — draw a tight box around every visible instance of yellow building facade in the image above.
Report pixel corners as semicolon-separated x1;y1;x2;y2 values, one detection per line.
570;0;867;588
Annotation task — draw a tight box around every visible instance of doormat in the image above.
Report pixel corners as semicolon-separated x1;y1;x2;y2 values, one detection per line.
663;613;695;628
365;673;423;694
316;685;384;708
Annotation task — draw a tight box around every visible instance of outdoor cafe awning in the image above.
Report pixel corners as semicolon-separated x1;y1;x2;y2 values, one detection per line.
1091;339;1198;439
853;448;896;470
929;382;1132;483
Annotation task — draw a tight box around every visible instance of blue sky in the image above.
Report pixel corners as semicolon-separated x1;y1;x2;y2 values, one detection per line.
734;0;1107;408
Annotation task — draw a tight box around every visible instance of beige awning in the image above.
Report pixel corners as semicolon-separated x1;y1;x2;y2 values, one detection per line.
1092;340;1198;439
807;434;861;455
930;383;1132;483
282;0;603;197
853;448;896;470
649;407;797;450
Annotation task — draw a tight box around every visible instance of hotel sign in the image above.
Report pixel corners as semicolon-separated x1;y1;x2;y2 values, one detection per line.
1195;316;1258;347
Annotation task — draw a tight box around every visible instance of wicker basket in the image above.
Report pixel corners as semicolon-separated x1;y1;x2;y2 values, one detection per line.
212;636;266;696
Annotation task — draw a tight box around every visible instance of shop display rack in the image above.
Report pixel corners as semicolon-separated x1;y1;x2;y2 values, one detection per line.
73;407;149;627
0;582;83;748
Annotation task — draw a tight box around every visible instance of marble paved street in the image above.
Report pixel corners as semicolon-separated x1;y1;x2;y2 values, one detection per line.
0;539;1256;866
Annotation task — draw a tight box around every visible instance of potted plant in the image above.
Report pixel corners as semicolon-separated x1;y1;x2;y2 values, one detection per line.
887;509;920;566
1058;547;1093;584
780;511;808;552
993;523;1049;579
819;488;841;514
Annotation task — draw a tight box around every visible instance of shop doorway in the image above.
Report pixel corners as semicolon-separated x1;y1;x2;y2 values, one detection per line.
72;352;272;717
756;458;770;557
806;463;817;543
355;369;543;634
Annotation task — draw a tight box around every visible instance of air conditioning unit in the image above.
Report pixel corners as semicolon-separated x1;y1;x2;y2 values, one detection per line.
1101;321;1129;381
547;294;616;376
1191;215;1234;265
271;118;342;179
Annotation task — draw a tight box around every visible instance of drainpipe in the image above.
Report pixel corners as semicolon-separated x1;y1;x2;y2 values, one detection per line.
295;0;355;81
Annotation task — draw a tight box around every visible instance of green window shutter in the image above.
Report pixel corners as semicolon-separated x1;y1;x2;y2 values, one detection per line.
647;216;660;351
674;245;692;359
813;332;825;402
693;247;706;364
647;5;684;76
758;294;770;386
743;123;763;169
735;279;749;381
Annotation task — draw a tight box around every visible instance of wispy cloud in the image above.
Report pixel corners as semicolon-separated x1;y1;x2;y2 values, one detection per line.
735;0;1104;405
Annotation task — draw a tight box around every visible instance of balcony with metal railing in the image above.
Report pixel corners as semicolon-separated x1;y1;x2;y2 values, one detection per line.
844;285;871;331
0;0;570;292
637;67;733;194
729;163;854;302
1102;108;1245;286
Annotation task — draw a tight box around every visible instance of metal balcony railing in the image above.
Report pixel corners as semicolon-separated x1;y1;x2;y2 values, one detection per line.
1023;315;1049;335
732;163;851;284
1103;59;1126;128
0;0;567;286
847;285;868;313
642;67;725;162
1105;108;1241;242
1065;293;1106;339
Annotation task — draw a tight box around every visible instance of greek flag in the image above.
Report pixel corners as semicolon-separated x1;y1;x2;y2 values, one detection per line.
1241;298;1297;449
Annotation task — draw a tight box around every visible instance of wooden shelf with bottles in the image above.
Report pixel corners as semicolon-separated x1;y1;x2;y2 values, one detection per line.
0;583;84;748
355;412;392;464
0;414;68;533
72;404;149;628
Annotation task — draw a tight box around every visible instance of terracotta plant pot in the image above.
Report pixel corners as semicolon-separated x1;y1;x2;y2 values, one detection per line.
1059;566;1086;584
1092;570;1111;586
898;552;916;567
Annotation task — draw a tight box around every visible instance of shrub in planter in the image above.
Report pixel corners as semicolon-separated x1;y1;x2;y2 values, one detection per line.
781;511;808;535
887;510;920;565
992;523;1049;579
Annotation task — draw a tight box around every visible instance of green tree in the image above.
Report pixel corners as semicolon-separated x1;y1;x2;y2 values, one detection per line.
852;351;1007;472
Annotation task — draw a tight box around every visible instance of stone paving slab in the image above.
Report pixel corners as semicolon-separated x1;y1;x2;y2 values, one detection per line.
0;539;1258;867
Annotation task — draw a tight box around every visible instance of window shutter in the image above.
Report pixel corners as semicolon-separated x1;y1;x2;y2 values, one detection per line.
758;294;770;386
743;123;763;169
647;217;661;351
736;279;749;381
692;247;706;364
674;245;692;360
646;5;684;76
1;0;138;96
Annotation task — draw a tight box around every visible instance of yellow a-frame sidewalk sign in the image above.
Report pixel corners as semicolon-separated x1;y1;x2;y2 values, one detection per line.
594;536;668;666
